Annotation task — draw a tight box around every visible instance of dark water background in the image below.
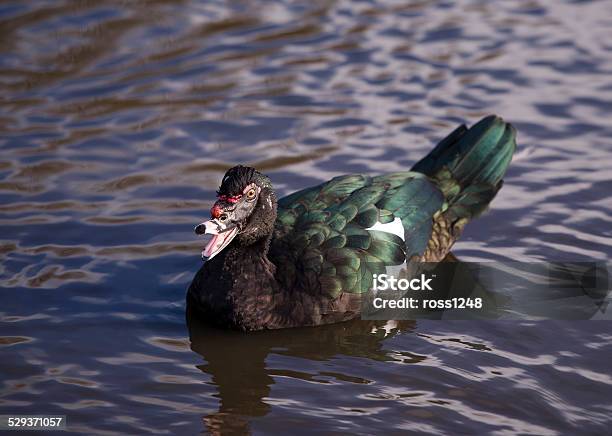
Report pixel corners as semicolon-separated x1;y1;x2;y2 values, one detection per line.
1;0;612;434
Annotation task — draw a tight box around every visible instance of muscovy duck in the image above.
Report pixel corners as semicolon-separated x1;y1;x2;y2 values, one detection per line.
187;115;516;331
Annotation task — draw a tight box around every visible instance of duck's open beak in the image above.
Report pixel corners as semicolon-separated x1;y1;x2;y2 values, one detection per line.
195;220;239;261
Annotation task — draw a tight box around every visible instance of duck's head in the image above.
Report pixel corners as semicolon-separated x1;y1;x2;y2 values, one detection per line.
195;165;276;261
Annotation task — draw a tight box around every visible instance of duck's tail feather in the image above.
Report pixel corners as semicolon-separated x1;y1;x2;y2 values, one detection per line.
412;115;517;223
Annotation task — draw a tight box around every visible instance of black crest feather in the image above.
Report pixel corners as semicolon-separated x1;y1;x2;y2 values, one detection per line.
217;165;271;196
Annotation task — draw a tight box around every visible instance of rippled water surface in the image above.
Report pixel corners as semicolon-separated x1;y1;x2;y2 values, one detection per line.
2;0;612;434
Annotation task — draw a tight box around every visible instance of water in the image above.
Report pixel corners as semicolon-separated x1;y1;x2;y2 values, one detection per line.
1;0;612;434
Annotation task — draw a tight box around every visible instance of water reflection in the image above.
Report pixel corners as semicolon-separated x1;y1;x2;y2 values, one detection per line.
187;305;415;434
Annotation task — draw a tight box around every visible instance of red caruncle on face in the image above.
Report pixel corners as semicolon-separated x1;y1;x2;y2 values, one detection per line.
210;194;242;218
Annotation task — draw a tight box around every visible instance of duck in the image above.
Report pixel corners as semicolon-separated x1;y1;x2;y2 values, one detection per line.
187;115;516;331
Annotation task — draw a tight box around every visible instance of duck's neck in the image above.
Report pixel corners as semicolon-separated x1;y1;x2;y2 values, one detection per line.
207;234;280;330
227;233;275;273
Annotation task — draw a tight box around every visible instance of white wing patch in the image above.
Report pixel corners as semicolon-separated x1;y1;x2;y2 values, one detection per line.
365;216;405;241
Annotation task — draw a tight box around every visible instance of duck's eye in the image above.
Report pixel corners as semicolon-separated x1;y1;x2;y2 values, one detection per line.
219;213;228;221
246;188;257;200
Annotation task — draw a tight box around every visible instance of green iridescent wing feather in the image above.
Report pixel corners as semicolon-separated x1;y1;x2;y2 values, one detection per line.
270;115;516;300
272;173;444;298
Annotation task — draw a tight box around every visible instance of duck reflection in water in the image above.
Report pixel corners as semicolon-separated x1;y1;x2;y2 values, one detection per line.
187;305;416;435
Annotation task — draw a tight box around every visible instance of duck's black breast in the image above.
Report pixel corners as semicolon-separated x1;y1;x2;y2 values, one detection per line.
187;244;284;331
186;256;234;328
